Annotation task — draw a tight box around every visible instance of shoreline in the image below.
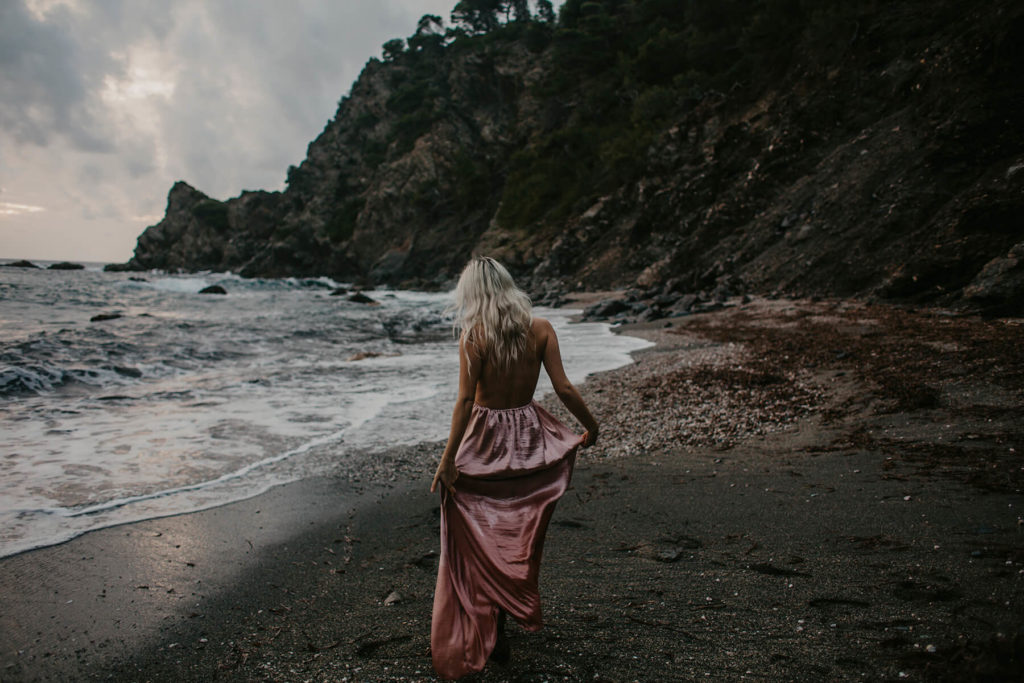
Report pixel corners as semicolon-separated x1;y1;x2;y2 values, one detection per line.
0;291;637;564
2;296;1022;681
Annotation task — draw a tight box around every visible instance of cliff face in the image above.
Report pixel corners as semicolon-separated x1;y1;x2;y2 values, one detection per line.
116;0;1024;313
541;5;1024;309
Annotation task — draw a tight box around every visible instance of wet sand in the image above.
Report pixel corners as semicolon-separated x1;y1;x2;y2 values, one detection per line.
1;297;1021;681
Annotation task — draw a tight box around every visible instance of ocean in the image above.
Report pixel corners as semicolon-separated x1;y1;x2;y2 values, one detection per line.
0;261;650;558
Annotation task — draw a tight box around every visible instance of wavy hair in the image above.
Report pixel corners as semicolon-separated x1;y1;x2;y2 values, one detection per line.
452;256;533;369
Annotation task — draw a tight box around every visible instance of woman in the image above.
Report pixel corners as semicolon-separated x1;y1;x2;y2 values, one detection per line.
430;256;599;679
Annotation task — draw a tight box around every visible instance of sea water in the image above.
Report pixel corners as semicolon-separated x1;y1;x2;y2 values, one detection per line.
0;262;651;557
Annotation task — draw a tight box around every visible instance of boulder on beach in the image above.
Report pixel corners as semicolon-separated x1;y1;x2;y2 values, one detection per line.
329;287;349;296
532;288;567;308
103;262;137;272
199;285;227;295
583;299;629;320
2;260;40;269
669;293;700;315
346;351;401;362
962;241;1024;315
347;292;379;305
48;262;85;270
637;305;665;322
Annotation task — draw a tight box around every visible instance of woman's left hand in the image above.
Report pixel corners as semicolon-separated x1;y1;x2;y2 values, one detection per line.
431;456;459;494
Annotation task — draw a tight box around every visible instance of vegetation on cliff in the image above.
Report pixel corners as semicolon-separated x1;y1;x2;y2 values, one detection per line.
114;0;1024;314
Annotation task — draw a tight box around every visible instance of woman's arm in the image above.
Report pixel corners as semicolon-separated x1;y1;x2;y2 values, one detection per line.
539;319;599;447
431;333;481;493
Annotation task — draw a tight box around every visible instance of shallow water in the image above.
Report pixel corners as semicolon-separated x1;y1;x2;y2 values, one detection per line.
0;262;651;557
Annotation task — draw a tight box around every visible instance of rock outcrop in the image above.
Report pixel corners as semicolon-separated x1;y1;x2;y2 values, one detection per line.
110;0;1024;314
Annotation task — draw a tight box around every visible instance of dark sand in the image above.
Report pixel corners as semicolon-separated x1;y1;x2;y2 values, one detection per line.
1;298;1022;682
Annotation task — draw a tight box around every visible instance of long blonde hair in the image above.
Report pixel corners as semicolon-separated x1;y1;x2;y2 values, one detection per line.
452;256;532;369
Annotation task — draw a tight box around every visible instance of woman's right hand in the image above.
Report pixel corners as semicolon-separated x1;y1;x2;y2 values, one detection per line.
581;428;598;448
431;455;459;494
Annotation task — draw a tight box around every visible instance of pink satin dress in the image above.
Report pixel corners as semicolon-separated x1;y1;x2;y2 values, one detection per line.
431;400;582;679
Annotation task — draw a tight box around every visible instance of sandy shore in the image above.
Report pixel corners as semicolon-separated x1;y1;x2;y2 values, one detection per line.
1;297;1021;682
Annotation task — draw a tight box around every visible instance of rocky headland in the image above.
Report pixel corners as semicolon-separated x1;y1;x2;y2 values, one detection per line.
109;0;1024;316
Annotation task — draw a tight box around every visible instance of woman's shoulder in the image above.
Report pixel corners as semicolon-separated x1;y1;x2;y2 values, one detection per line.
530;317;557;351
531;317;554;334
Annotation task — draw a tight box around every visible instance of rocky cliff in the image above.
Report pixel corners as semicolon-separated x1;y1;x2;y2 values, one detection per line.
112;0;1024;314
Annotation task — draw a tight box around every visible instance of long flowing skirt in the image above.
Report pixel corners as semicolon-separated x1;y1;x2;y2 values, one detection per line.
431;401;581;679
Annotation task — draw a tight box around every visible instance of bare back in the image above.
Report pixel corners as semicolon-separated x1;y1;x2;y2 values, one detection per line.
433;258;598;496
472;318;554;409
433;311;598;495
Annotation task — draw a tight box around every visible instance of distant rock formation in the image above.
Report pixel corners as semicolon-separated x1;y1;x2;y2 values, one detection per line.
109;0;1024;314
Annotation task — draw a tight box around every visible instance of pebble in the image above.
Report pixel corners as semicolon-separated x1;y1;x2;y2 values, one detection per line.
540;327;828;459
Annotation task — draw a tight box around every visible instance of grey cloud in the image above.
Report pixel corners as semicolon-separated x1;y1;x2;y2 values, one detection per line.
125;154;155;179
0;0;455;260
146;1;453;197
0;2;121;151
78;162;104;184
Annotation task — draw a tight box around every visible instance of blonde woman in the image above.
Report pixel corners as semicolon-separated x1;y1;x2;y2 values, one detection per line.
430;256;599;679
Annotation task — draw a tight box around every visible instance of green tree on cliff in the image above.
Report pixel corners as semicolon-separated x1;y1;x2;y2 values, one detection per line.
382;38;405;61
536;0;556;23
451;0;504;34
409;14;445;52
509;0;531;22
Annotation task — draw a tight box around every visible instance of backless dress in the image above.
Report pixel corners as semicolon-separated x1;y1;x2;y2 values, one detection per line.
431;400;581;679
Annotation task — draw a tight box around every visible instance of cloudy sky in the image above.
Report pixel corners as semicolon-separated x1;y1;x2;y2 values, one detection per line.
0;0;457;262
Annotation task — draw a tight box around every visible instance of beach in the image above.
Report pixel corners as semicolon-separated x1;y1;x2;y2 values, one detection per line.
1;296;1021;682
